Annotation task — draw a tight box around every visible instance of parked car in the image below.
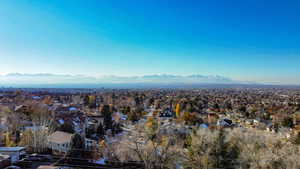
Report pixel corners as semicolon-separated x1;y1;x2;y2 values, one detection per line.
26;156;42;161
40;155;53;162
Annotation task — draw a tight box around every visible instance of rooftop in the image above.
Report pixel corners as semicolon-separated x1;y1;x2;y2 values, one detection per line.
0;147;26;152
48;131;73;144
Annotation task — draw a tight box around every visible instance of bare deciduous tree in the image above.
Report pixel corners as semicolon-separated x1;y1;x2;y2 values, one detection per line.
105;123;183;169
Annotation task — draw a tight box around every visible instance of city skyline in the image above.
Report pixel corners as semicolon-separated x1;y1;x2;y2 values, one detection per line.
1;0;300;85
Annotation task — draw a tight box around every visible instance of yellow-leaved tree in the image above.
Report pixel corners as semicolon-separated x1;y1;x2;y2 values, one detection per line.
146;117;159;139
5;132;16;147
175;103;181;118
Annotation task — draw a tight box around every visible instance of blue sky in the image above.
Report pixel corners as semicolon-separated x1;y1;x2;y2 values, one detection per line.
0;0;300;84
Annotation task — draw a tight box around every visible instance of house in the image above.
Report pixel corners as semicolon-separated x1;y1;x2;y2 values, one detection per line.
217;118;233;127
85;138;97;150
293;112;300;125
0;147;26;163
199;123;209;129
0;154;10;168
271;113;288;124
14;105;29;114
159;108;174;118
277;127;292;139
293;125;300;135
48;131;73;155
86;115;104;130
69;107;78;112
208;113;219;124
32;96;42;100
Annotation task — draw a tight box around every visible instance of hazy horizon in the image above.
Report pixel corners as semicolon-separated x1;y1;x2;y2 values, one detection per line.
1;0;300;85
1;73;300;88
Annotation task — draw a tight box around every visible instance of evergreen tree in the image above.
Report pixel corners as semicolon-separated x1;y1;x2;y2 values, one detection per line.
59;122;74;134
210;129;239;169
68;133;85;158
282;117;294;128
102;105;112;130
83;95;89;106
97;122;105;138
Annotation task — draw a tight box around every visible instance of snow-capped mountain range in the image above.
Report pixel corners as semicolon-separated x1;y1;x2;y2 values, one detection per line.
0;73;241;85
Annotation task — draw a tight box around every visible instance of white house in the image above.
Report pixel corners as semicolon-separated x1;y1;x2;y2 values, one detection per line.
48;131;73;155
0;147;26;163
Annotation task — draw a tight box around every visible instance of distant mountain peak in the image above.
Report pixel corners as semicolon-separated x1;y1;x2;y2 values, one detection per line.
0;73;242;85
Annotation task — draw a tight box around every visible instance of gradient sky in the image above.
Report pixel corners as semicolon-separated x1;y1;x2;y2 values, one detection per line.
0;0;300;84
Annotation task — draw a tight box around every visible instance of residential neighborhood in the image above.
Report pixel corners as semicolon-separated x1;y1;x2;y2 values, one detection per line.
0;87;299;168
1;1;300;168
